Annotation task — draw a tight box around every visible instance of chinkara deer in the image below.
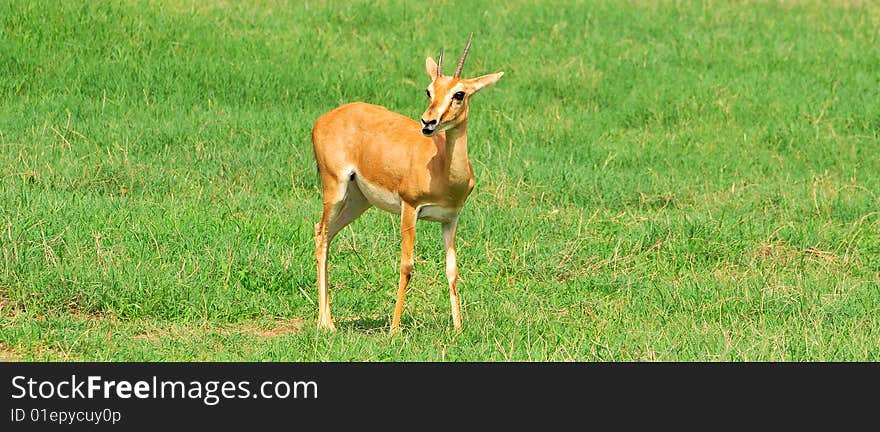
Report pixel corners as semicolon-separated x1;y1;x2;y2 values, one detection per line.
311;34;504;332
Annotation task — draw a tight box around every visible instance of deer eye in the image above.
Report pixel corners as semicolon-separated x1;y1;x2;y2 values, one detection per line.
426;89;431;99
452;91;465;101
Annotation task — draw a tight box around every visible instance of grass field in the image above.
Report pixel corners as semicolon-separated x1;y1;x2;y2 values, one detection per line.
1;0;879;361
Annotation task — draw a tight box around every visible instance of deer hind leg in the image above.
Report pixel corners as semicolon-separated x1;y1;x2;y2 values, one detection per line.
315;172;371;331
390;203;418;333
442;217;463;330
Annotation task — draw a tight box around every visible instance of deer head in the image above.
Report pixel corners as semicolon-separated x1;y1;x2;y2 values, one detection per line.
420;34;504;136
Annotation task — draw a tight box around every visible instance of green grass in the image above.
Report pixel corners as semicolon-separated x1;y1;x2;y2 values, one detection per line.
1;0;879;361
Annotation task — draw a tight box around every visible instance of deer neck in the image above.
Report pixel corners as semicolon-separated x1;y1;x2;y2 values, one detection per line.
441;121;471;183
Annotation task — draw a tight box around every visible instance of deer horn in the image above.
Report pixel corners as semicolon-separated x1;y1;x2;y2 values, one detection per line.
454;33;473;78
436;48;444;78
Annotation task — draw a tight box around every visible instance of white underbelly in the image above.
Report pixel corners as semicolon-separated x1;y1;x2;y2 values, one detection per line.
355;177;401;214
418;205;460;223
352;174;460;223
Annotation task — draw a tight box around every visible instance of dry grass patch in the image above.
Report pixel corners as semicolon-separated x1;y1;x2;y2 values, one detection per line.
751;241;842;267
0;343;23;362
133;318;304;342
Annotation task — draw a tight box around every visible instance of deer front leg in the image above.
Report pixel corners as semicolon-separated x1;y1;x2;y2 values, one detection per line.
442;217;463;330
390;203;418;333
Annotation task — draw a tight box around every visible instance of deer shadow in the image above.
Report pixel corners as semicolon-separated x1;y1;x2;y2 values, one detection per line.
338;315;389;333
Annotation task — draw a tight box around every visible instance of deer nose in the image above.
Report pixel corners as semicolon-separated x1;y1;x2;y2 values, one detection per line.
421;118;438;136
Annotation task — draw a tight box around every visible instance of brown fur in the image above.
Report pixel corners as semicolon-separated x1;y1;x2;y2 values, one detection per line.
311;48;503;333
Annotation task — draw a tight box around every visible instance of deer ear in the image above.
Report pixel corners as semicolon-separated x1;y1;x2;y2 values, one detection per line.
425;57;439;79
467;71;504;93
